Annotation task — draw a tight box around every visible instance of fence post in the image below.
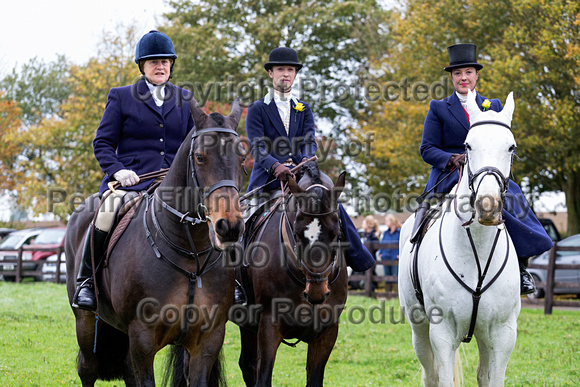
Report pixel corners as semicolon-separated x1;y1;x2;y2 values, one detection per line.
544;245;557;315
16;246;24;283
364;264;374;298
56;246;63;284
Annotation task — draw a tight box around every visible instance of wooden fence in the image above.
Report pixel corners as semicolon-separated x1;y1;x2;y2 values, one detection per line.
527;243;580;314
350;241;580;314
0;245;65;284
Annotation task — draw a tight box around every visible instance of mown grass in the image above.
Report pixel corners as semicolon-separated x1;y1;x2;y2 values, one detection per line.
0;282;578;386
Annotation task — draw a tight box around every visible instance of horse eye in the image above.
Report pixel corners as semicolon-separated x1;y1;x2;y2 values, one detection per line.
509;145;516;152
195;153;205;163
465;143;472;151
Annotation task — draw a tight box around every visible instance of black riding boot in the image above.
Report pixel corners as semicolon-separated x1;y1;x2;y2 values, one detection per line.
72;226;108;311
233;279;247;305
519;257;536;295
410;201;431;244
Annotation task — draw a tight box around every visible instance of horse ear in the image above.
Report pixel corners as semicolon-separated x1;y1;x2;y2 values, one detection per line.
465;89;480;121
502;92;515;124
287;175;304;195
226;97;243;130
331;171;347;202
189;97;207;128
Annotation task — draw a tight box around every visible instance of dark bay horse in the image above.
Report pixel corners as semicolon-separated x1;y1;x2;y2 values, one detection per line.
236;162;348;386
65;97;245;386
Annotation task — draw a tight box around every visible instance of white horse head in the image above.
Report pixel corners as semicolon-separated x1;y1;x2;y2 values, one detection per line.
463;90;517;226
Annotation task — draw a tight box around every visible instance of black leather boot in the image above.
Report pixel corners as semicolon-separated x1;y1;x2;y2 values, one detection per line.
233;279;247;305
410;201;431;244
72;226;108;311
519;257;536;295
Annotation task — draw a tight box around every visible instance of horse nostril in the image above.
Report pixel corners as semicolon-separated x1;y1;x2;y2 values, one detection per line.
215;218;229;236
215;218;244;241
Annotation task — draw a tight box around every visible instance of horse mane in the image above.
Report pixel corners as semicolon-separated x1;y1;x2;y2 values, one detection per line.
302;161;322;185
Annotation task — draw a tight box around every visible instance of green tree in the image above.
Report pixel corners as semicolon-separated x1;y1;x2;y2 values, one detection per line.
1;56;71;127
162;0;392;182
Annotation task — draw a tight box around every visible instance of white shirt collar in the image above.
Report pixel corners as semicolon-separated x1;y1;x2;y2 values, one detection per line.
264;90;299;105
146;79;166;107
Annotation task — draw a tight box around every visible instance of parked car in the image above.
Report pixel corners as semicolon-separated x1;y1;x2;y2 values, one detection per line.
0;227;66;281
527;233;580;300
538;218;562;243
0;228;45;281
0;228;16;241
41;252;67;283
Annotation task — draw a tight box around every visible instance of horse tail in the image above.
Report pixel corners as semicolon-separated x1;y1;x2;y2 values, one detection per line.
454;346;464;387
79;321;130;381
162;345;186;387
208;350;226;387
162;345;226;387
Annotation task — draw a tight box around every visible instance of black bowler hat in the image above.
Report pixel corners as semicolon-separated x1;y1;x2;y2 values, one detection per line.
444;43;483;72
264;47;303;71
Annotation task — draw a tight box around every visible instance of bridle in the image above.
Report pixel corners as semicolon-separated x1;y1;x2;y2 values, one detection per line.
155;127;242;225
282;183;342;285
455;120;514;227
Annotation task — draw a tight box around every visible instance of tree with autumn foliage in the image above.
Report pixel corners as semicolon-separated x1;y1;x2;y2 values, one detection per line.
359;0;580;233
0;95;24;191
4;28;141;220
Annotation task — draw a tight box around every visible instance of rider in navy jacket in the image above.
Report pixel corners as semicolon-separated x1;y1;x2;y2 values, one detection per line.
72;31;194;311
243;48;375;295
416;44;552;294
245;95;316;193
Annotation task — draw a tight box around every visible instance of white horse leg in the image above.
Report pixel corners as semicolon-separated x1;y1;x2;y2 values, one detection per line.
429;324;458;387
411;322;438;387
485;325;517;387
475;337;491;387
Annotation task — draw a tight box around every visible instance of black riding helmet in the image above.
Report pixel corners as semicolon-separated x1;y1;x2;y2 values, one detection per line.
135;30;177;77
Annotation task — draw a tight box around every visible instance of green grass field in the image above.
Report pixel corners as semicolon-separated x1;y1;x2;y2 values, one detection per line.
0;282;578;386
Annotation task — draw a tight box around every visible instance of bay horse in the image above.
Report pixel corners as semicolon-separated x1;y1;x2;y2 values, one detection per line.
65;97;245;386
398;90;521;386
236;162;348;386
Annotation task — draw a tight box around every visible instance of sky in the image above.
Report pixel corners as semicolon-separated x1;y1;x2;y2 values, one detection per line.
0;0;567;218
0;0;171;75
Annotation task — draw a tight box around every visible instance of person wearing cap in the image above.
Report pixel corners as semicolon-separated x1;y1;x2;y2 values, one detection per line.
413;43;553;294
72;30;194;311
237;47;375;304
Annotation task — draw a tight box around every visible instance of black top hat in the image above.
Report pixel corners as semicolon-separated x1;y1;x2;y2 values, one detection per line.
444;43;483;72
264;47;303;71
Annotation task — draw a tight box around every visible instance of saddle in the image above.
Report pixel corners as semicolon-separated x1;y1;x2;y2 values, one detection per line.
104;191;144;263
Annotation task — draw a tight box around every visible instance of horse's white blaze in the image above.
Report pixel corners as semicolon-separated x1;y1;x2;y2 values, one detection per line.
304;218;321;245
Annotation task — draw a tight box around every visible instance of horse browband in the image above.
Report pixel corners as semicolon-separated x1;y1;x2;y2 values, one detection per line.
469;120;511;130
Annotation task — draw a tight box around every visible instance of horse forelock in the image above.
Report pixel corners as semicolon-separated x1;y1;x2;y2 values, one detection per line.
208;112;226;128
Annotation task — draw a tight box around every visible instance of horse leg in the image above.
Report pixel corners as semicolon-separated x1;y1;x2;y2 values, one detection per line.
479;325;517;387
429;324;458;387
239;326;259;386
410;322;438;387
305;325;339;387
475;336;491;387
75;314;99;386
255;319;283;386
127;323;157;386
185;324;227;386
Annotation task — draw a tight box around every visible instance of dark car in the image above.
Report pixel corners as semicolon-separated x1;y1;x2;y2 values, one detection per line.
527;233;580;300
538;218;561;242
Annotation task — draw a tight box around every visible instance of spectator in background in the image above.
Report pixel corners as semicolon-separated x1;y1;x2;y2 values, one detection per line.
379;214;401;291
